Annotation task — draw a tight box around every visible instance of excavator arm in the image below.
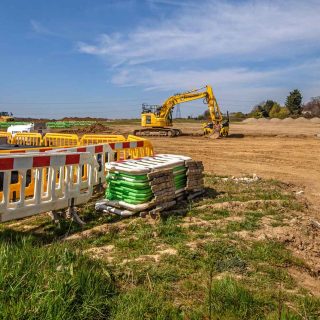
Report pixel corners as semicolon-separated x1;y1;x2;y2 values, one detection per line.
159;85;223;125
135;84;229;137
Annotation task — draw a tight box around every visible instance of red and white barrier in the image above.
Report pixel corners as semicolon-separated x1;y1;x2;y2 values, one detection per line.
0;138;155;222
0;152;96;222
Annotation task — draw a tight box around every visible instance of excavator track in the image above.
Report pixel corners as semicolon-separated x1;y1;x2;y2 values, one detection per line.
133;128;182;137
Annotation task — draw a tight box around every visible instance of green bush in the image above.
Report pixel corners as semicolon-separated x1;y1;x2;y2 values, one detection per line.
269;104;290;119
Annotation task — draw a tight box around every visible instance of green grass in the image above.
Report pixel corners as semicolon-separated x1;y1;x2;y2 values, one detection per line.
0;175;319;319
0;231;114;320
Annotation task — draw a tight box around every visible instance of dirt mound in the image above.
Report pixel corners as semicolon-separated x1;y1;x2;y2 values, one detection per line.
257;118;269;122
269;118;282;122
242;118;257;123
295;117;309;123
61;116;110;122
81;123;115;133
310;117;320;123
282;117;295;122
60;123;120;135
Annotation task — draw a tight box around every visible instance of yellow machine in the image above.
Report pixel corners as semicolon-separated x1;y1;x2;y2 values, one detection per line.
133;85;229;137
0;111;14;122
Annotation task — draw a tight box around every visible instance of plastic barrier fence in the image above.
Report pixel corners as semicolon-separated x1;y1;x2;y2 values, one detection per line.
127;135;154;158
11;132;43;146
0;138;155;221
43;133;79;147
0;122;28;128
0;152;96;222
0;132;12;142
80;134;126;145
46;121;96;128
2;133;152;150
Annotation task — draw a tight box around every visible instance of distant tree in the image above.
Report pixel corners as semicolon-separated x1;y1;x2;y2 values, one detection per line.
285;89;302;115
249;102;268;118
250;101;277;118
231;112;246;119
268;103;281;118
197;109;210;120
277;107;290;119
268;102;290;119
302;97;320;117
264;100;276;114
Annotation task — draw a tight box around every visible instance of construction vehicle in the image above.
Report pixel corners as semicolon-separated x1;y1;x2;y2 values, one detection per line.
133;85;229;137
0;112;14;122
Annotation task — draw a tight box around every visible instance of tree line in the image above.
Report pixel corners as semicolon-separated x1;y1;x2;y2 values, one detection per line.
196;89;320;120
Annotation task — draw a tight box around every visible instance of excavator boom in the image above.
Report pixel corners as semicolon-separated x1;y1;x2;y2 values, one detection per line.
134;85;228;137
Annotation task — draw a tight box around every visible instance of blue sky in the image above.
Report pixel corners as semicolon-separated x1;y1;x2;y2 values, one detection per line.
0;0;319;119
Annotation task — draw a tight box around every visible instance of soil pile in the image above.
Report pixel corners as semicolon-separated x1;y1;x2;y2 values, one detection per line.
310;117;320;123
257;118;269;123
60;123;120;135
242;118;257;123
269;118;281;122
282;117;295;123
295;117;309;123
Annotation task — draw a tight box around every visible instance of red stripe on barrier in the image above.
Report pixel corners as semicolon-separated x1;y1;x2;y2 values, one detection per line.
33;156;50;167
77;147;87;152
109;143;115;150
10;150;26;154
40;148;52;152
95;145;103;153
66;154;80;165
137;141;144;147
122;142;130;148
0;158;14;170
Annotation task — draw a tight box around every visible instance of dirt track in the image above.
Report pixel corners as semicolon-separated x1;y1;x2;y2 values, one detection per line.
118;120;320;212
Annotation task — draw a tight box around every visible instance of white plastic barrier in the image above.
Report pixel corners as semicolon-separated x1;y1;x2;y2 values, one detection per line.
52;141;154;185
0;139;155;222
0;152;96;222
106;154;191;174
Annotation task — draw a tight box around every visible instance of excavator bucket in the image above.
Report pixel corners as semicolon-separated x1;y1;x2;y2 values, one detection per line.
208;131;220;139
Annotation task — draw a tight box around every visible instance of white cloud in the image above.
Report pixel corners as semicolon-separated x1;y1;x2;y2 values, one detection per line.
77;0;320;109
78;0;320;65
110;59;320;109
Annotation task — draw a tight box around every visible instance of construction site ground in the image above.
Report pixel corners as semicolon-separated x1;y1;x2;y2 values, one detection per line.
1;119;320;319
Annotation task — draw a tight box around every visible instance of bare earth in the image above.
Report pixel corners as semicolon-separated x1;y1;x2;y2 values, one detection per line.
120;120;320;213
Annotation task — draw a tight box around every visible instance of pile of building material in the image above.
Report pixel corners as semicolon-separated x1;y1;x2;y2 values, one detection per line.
95;154;205;217
185;160;204;198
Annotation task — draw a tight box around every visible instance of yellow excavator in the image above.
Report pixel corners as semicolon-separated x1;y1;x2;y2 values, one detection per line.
133;85;229;137
0;111;14;122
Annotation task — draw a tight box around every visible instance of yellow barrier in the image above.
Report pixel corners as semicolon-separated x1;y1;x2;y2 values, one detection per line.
127;135;154;158
80;134;126;145
11;133;43;146
43;133;79;147
0;132;12;143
